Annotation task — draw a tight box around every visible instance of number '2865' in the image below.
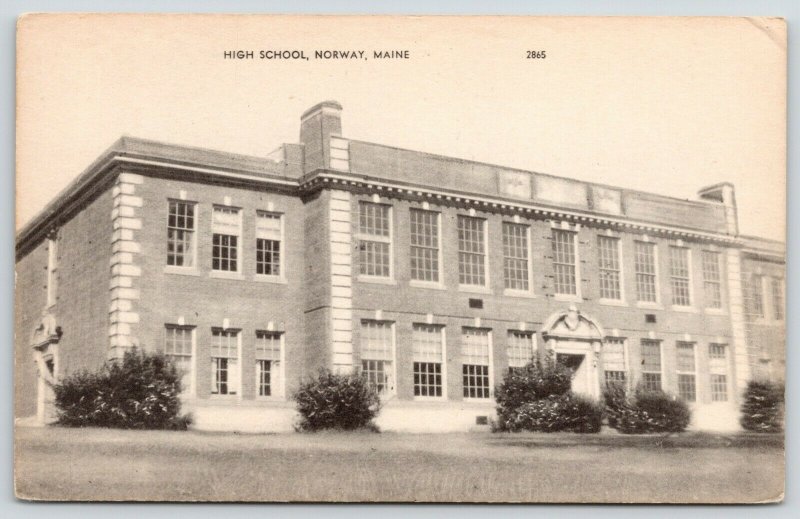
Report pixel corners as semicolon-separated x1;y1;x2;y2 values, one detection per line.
526;50;546;59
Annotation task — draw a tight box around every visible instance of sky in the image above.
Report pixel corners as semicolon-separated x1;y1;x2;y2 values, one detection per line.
16;15;786;240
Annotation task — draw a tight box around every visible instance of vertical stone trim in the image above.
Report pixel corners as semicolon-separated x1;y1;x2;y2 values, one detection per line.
108;172;144;360
329;137;350;172
329;190;354;373
726;248;750;398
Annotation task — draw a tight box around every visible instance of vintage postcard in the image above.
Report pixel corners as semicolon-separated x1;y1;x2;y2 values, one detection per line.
14;14;786;502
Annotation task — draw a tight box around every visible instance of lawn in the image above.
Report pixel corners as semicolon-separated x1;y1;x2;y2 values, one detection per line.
14;425;784;503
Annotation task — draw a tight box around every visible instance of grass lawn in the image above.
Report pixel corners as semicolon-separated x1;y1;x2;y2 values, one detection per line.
14;425;784;503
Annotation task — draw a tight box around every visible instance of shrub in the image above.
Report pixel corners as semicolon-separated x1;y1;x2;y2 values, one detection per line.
502;394;603;433
740;380;784;433
604;384;691;434
293;369;381;432
494;353;601;433
53;349;191;430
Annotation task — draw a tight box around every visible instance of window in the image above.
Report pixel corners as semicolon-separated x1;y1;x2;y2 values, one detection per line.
503;223;530;291
46;236;58;307
360;321;393;394
409;209;440;283
256;211;282;276
634;241;658;303
747;274;765;318
640;340;662;391
211;329;239;395
507;331;535;370
598;236;622;300
676;342;696;402
212;206;241;272
357;202;391;278
412;324;444;398
603;338;627;387
458;215;487;286
709;344;728;402
255;330;282;397
669;247;691;306
462;328;491;399
165;325;194;393
702;251;722;309
552;229;577;295
167;201;195;267
771;278;784;321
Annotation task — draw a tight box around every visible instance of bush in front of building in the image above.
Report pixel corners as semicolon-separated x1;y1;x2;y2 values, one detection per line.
53;349;192;430
740;380;784;433
603;383;691;434
293;369;382;432
494;353;602;433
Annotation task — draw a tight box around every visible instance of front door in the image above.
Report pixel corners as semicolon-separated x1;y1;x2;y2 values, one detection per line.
557;353;590;396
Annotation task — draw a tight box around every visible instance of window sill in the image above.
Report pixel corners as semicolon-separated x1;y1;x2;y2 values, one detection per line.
209;394;241;401
409;280;446;291
458;285;492;295
255;396;287;402
163;266;200;277
210;271;245;281
253;275;288;284
357;276;397;286
503;289;536;299
669;305;698;314
553;293;582;303
462;397;494;404
598;298;628;307
412;396;448;403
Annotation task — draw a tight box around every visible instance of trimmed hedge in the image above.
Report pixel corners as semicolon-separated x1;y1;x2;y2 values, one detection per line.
494;354;602;433
740;380;784;433
53;349;192;430
604;384;691;434
293;370;381;432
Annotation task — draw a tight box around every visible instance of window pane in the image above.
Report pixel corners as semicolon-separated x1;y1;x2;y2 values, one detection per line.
360;321;393;360
413;362;442;397
772;278;784;320
702;251;722;308
410;209;439;282
461;328;490;365
598;236;621;300
167;201;195;267
257;360;272;396
603;338;626;372
670;247;691;306
412;324;443;362
634;241;657;302
458;216;486;286
255;331;282;360
676;342;696;372
507;331;535;368
462;364;490;398
678;374;696;401
361;359;389;394
503;223;529;291
552;230;577;295
641;340;661;371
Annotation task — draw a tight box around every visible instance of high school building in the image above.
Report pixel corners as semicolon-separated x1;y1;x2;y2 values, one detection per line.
16;101;785;432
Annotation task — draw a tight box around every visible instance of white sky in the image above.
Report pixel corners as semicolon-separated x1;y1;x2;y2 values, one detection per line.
16;15;786;240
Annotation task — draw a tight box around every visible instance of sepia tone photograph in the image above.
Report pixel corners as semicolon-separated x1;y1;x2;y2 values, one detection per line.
14;14;786;503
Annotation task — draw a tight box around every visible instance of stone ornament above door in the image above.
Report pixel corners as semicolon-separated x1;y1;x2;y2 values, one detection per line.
541;304;605;342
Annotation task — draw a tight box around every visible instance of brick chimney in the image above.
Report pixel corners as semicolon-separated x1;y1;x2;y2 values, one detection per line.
299;100;343;174
698;182;738;235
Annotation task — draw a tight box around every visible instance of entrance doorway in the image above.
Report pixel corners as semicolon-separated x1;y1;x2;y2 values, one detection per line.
556;352;590;396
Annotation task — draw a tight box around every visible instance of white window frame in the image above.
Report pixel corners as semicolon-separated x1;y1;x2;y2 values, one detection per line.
409;208;443;288
701;250;724;311
634;239;661;307
412;324;448;401
254;210;286;283
210;205;243;279
551;226;581;301
770;277;784;321
602;337;628;388
597;235;625;304
675;341;697;402
506;330;536;370
46;236;58;307
210;328;242;399
165;199;198;273
457;215;490;290
708;343;730;402
669;246;693;309
164;324;196;397
359;320;397;397
356;201;394;282
502;222;534;296
461;327;493;401
640;339;663;392
254;330;285;400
